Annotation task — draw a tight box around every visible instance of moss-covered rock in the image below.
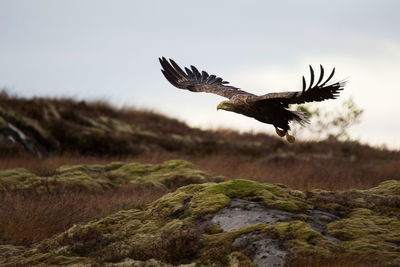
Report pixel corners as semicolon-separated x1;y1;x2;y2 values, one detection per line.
2;179;400;266
0;160;222;193
327;208;400;265
307;179;400;218
1;179;317;266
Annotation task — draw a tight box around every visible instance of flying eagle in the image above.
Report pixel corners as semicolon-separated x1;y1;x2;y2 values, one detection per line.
159;57;345;143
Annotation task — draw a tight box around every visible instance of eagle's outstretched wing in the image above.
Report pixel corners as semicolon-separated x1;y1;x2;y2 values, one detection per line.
247;65;345;105
159;57;253;99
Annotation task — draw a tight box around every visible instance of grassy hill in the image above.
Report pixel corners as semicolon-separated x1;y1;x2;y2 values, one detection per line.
0;92;398;190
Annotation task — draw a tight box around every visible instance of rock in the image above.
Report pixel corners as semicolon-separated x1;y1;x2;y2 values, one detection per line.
212;199;294;231
0;121;45;158
211;199;341;266
232;232;287;267
211;198;341;239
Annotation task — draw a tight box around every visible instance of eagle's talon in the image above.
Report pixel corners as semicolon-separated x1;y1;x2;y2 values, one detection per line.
275;127;286;137
285;133;295;143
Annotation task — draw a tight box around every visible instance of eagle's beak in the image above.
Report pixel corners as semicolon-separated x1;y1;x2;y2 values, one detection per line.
216;103;223;111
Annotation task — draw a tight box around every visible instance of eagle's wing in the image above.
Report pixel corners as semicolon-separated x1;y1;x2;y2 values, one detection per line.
159;57;253;99
247;65;345;105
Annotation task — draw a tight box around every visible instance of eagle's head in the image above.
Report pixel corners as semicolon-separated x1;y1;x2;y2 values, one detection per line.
217;101;236;112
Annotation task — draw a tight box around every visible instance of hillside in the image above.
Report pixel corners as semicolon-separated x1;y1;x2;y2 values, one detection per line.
0;91;397;160
0;92;399;191
0;93;400;266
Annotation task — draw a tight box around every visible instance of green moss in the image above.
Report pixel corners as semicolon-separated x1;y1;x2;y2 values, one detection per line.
0;160;219;194
53;170;105;192
271;221;338;260
367;179;400;195
148;183;210;218
307;179;400;218
271;199;299;211
110;160;212;188
189;179;312;215
207;223;224;234
328;208;400;264
55;162;124;173
0;168;38;191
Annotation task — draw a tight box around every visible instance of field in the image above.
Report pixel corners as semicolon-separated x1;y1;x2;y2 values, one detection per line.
0;93;399;266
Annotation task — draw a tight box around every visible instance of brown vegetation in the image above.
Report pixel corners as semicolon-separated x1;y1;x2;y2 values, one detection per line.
0;186;165;246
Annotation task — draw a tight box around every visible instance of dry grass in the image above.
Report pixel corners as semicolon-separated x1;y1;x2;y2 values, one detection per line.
190;155;400;190
0;186;166;246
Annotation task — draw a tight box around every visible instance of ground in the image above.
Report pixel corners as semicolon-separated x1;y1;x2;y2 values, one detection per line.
1;161;399;266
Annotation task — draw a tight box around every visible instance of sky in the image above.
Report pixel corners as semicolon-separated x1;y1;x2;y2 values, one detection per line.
0;0;399;148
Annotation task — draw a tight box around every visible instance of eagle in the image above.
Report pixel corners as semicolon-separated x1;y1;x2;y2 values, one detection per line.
159;57;345;143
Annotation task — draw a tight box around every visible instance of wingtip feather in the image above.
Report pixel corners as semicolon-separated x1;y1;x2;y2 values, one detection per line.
322;67;336;86
308;65;315;89
316;65;325;86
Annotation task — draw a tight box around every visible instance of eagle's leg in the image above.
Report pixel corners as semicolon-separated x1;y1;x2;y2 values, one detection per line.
275;127;286;137
275;127;295;143
285;132;295;143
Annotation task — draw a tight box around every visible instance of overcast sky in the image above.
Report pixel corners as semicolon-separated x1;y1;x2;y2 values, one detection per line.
1;0;399;148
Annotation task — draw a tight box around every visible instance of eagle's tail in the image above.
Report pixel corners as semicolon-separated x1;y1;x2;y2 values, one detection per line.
275;109;310;132
290;110;310;127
